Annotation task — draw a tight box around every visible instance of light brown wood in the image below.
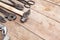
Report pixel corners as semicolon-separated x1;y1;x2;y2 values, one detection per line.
46;0;60;5
14;9;60;40
0;31;2;40
31;0;60;23
0;0;60;40
1;21;42;40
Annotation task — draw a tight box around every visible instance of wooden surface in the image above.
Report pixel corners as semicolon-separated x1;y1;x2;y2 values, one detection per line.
0;0;60;40
0;31;2;40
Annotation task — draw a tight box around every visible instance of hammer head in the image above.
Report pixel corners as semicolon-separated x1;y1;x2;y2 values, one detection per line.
20;10;30;23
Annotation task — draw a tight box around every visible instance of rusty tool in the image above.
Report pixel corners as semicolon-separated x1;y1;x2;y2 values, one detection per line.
0;2;30;23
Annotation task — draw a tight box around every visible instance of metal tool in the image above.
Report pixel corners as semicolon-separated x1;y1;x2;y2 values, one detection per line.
20;10;30;23
0;2;30;23
0;16;6;23
9;0;24;10
0;7;17;21
1;1;24;11
18;0;35;8
0;24;9;40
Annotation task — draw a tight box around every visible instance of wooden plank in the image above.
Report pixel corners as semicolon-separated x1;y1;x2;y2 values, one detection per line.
45;0;60;5
1;0;60;40
1;3;60;40
1;21;42;40
0;9;43;40
14;9;60;40
31;0;60;23
0;31;2;40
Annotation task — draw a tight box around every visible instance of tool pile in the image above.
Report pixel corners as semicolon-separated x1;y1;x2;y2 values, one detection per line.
0;0;35;23
0;0;35;40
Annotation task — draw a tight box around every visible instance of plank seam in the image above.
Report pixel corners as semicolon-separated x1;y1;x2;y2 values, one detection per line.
15;21;45;40
31;7;60;23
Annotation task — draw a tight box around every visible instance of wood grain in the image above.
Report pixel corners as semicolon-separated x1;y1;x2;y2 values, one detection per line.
45;0;60;5
0;31;2;40
14;9;60;40
31;0;60;23
1;0;60;40
1;21;42;40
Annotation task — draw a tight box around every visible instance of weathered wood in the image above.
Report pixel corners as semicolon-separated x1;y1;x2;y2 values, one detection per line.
45;0;60;5
31;0;60;23
0;31;2;40
14;9;60;40
1;21;42;40
1;0;60;40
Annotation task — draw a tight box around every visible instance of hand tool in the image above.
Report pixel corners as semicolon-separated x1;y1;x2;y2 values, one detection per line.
0;2;30;23
0;1;24;11
0;24;9;40
0;2;24;16
0;16;6;23
0;7;17;21
18;0;35;8
20;10;30;23
8;0;24;10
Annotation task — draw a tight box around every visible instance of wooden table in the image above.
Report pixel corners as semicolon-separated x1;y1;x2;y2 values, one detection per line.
0;0;60;40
